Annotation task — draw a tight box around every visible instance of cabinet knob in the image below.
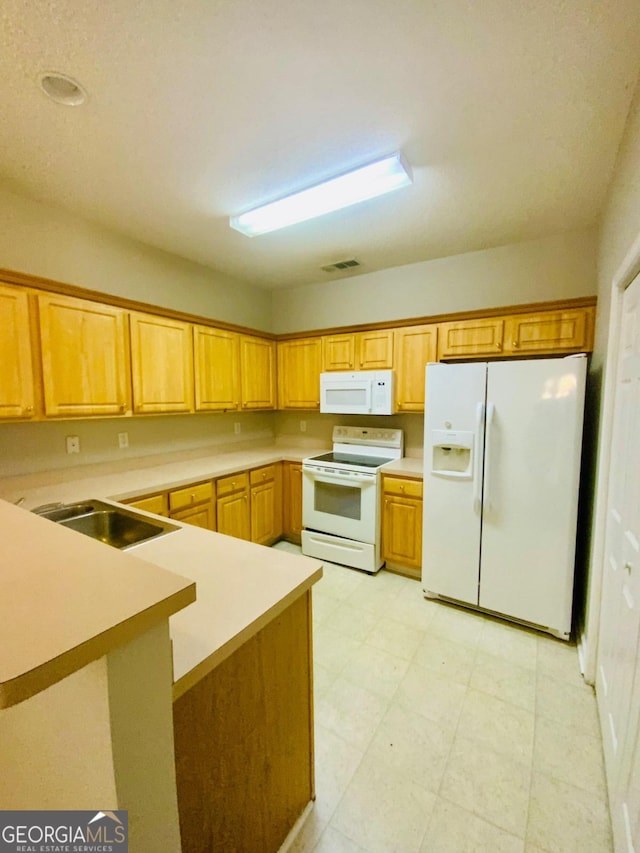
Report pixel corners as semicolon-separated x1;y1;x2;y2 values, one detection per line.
512;341;519;348
191;493;196;501
119;404;126;411
496;342;502;351
24;406;33;413
400;485;405;492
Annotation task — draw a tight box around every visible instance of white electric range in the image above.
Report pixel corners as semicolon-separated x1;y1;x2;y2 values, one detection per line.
301;426;404;573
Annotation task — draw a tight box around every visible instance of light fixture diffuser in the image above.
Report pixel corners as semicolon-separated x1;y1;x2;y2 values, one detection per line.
230;152;412;237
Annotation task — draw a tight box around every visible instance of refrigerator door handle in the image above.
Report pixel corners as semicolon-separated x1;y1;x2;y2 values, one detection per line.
484;402;496;512
473;401;485;513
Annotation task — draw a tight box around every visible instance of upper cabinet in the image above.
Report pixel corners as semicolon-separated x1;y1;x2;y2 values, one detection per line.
278;338;322;409
130;312;194;413
0;284;35;420
38;293;130;418
193;325;241;412
437;317;505;361
322;330;394;371
502;308;594;356
394;324;438;413
239;335;276;410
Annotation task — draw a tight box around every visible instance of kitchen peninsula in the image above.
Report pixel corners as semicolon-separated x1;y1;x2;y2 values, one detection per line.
0;447;324;853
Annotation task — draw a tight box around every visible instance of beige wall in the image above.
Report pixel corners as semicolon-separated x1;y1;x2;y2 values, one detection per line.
270;229;597;334
0;183;271;331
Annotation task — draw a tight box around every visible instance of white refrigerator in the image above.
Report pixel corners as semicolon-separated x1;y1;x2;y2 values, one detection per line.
422;354;587;639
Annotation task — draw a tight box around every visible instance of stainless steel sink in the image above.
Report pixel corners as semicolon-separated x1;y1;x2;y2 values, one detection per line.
33;499;179;550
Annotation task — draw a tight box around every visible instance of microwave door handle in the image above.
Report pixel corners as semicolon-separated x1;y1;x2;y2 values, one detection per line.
365;382;372;413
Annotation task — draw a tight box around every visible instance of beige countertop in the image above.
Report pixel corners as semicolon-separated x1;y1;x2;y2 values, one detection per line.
0;499;196;709
0;444;325;706
381;457;424;477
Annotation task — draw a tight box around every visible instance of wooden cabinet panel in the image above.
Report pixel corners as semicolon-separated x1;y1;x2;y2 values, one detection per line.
283;462;303;544
322;330;394;371
382;476;423;574
171;503;216;530
0;284;35;420
250;463;282;545
217;491;250;540
193;325;240;411
124;493;168;516
278;338;322;409
322;334;356;370
168;481;214;513
38;293;130;417
394;324;438;412
503;308;593;355
216;471;249;498
130;312;194;413
437;317;505;360
357;329;394;369
240;335;276;410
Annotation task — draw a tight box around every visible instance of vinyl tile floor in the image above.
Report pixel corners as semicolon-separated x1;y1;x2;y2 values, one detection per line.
272;542;612;853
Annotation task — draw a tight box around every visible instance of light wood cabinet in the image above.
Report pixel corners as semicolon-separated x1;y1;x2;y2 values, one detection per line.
193;325;240;412
322;330;394;371
38;293;130;418
169;480;216;531
239;335;276;410
130;312;194;414
277;337;322;409
503;308;593;355
283;462;303;544
437;317;505;360
216;472;250;540
124;493;168;516
0;283;36;420
394;324;438;412
382;475;423;577
250;464;283;545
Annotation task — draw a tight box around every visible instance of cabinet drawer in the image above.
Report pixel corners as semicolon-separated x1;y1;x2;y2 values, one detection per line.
216;471;249;498
250;464;277;486
169;481;214;511
382;476;423;499
125;493;168;515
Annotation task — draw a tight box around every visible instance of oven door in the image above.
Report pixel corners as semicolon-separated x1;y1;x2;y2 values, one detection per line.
302;465;378;543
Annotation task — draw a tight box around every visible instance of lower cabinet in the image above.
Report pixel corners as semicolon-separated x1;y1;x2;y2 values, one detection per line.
250;464;283;545
124;492;168;516
216;472;251;540
168;481;216;531
283;462;303;544
381;475;423;578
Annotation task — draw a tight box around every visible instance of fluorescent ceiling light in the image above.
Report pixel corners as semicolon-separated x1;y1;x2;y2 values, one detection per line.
230;152;412;237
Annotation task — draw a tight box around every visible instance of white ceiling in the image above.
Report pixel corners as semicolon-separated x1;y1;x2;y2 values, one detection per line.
1;1;639;290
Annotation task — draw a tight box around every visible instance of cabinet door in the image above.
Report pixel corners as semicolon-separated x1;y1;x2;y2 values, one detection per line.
130;312;194;413
283;462;303;544
250;464;282;545
394;324;438;412
171;503;216;531
217;491;250;540
278;338;322;409
240;335;276;410
437;317;505;360
382;494;423;569
503;308;593;355
322;334;356;371
357;330;394;369
193;325;240;411
38;293;130;417
0;284;35;420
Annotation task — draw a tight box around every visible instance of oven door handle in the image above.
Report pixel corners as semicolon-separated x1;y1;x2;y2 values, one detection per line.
304;471;375;487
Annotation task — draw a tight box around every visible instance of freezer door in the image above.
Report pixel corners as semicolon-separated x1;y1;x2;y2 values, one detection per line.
422;361;486;604
479;356;587;635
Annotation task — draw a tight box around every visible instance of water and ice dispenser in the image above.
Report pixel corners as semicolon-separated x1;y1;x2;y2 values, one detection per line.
430;430;474;478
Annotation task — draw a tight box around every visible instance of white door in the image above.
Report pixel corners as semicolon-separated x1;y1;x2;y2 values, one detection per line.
478;356;586;636
597;273;640;852
422;361;486;604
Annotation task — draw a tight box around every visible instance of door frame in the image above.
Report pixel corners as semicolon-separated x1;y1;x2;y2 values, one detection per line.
581;231;640;684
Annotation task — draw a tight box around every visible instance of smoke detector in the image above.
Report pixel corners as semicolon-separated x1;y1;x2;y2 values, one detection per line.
320;258;361;274
39;72;87;106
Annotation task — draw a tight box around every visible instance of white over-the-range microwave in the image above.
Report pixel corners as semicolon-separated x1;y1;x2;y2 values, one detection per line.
319;370;395;415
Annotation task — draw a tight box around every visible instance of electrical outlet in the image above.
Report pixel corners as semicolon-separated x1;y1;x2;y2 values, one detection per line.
234;422;241;435
66;435;80;454
300;420;307;432
118;432;129;449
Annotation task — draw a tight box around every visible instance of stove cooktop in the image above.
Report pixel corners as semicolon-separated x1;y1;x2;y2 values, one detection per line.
305;451;393;470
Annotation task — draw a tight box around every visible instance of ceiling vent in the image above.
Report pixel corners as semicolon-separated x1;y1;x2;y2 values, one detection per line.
320;258;361;273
